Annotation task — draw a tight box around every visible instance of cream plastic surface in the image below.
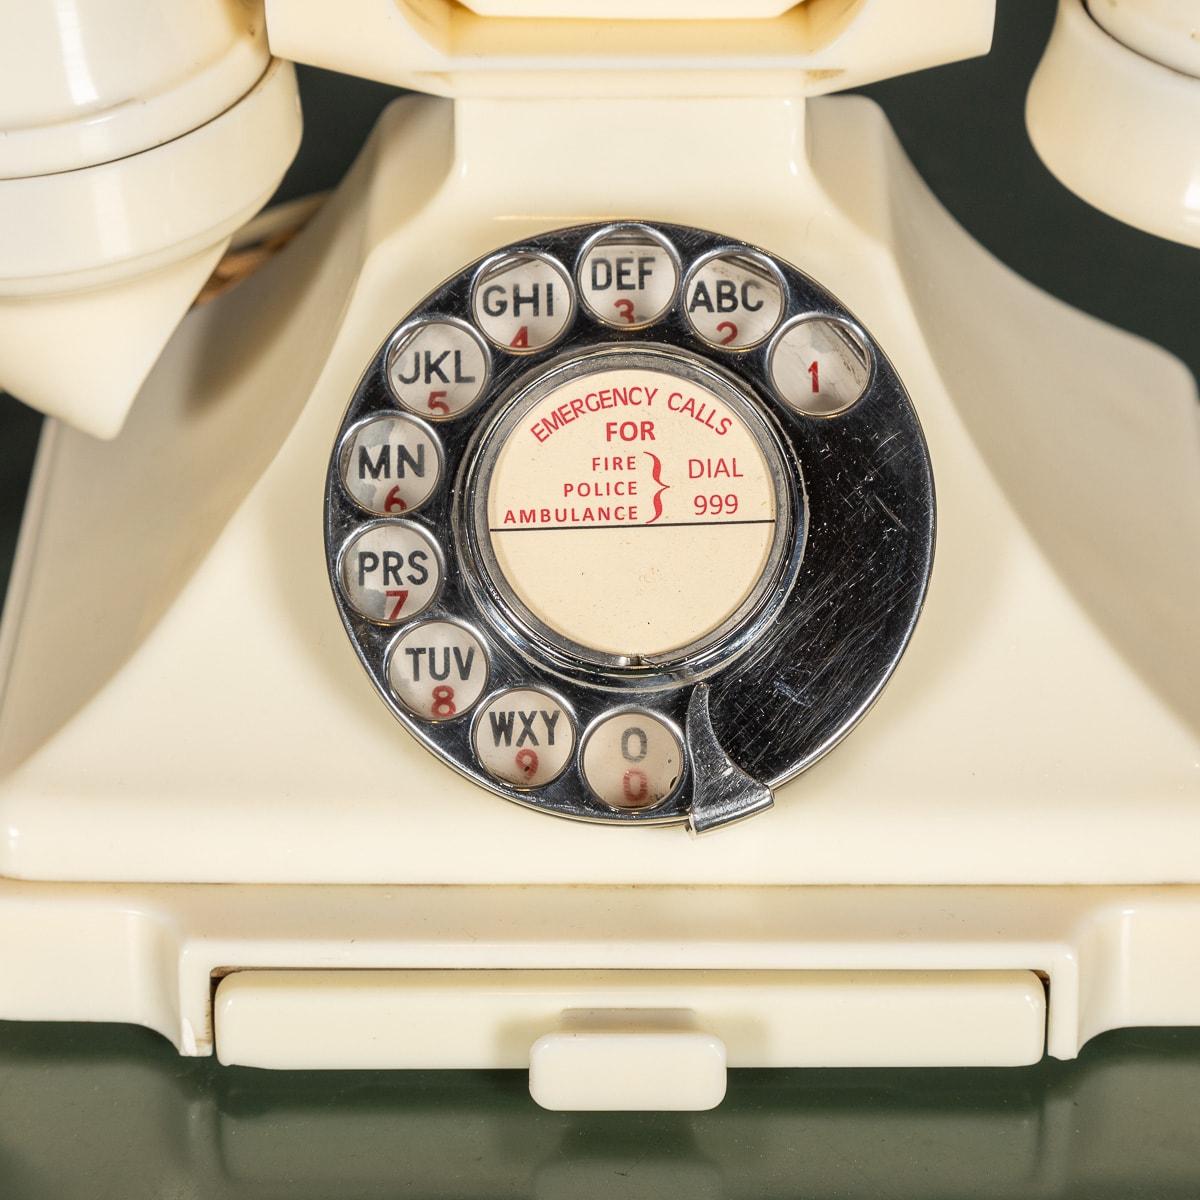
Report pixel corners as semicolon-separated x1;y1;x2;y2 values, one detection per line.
1027;0;1200;247
1;92;1195;887
0;1;301;438
214;969;1045;1074
1088;0;1200;76
461;2;803;15
265;0;996;97
528;1014;729;1112
0;0;270;178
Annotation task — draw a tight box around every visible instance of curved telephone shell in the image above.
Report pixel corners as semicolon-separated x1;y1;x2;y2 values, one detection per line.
265;0;996;98
1027;0;1200;248
0;1;301;439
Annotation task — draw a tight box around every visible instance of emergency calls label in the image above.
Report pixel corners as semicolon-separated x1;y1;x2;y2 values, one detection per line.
483;364;782;659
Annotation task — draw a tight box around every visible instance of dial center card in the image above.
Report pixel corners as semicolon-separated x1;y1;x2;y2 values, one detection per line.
480;357;784;661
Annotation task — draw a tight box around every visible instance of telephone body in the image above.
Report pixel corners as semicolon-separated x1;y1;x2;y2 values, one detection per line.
0;0;1198;1110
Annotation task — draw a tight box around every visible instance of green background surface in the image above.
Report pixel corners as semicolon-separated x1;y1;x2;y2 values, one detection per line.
1;3;1198;1196
3;1022;1200;1200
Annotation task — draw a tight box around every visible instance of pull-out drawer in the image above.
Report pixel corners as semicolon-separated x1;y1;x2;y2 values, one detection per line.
215;969;1046;1109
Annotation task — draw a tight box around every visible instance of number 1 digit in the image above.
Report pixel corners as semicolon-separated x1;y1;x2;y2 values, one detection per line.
808;360;820;393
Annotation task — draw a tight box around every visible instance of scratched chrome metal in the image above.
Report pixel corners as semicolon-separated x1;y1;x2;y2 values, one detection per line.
324;221;935;829
686;685;774;832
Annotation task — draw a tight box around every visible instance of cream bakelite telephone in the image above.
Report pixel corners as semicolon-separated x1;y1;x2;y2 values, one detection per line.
1;0;1198;1111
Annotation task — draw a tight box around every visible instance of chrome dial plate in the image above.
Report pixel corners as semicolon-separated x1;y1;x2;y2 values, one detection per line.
324;222;934;831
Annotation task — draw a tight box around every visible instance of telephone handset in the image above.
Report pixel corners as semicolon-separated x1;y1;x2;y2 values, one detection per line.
324;221;934;831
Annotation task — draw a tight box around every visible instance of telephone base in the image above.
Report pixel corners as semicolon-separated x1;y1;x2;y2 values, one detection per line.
1;91;1197;1081
1;878;1197;1076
